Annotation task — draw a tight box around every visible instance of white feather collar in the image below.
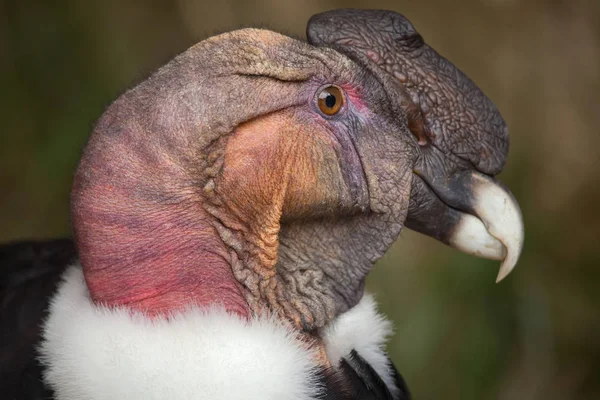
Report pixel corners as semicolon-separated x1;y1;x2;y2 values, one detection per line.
39;266;396;400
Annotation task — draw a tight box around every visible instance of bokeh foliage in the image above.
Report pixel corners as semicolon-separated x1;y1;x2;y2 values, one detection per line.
1;0;599;399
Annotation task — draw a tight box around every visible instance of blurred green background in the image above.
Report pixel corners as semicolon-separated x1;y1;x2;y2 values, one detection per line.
1;0;599;399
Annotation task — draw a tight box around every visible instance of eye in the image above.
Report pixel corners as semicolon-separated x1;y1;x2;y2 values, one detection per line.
317;85;344;116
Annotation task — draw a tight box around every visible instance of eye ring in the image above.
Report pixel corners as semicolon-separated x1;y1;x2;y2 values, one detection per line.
317;85;345;116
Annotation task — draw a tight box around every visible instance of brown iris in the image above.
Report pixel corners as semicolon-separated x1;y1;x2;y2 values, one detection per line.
317;86;344;116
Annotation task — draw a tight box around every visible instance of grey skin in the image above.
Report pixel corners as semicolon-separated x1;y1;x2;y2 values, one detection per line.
308;10;523;281
71;11;522;346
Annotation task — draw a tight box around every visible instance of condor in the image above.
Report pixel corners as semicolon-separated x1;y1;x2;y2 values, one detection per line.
0;9;523;400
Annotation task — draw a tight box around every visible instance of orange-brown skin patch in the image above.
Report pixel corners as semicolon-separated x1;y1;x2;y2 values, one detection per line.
200;111;349;364
219;113;339;241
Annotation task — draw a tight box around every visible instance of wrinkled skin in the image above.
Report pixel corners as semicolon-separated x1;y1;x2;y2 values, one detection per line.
71;10;519;360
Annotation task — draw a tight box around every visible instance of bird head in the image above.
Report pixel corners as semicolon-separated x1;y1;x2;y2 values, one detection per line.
71;11;523;343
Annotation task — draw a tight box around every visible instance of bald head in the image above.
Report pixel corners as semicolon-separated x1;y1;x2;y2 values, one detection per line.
71;15;522;338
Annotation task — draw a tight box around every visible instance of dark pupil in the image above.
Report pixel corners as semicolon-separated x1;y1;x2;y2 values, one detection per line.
325;93;337;108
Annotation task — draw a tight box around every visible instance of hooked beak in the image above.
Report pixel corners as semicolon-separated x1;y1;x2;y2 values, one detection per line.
407;169;524;282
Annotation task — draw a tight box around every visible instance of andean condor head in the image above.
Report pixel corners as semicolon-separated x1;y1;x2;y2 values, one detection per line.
70;9;523;360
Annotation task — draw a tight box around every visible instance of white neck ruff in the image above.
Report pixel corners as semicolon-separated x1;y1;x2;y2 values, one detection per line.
40;265;397;400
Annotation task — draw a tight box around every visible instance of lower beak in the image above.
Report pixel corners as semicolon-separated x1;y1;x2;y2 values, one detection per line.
406;169;524;282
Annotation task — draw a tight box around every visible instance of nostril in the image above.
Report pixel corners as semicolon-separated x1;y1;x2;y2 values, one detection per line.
405;101;431;146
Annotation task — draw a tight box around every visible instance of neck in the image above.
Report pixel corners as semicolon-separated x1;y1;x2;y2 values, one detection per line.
72;170;249;318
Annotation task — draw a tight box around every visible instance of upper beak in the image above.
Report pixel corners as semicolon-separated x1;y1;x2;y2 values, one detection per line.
407;169;524;282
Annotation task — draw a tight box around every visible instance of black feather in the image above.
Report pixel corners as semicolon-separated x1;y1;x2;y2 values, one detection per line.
316;350;410;399
0;239;76;400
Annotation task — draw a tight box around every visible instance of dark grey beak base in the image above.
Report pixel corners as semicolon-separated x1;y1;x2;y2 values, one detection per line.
407;168;524;282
